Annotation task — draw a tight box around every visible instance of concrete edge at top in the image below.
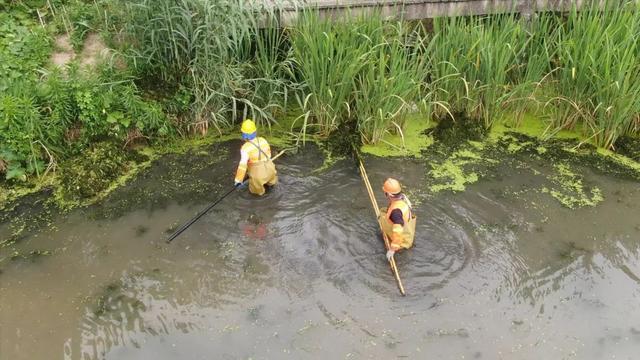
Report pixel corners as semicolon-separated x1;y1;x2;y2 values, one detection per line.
261;0;618;27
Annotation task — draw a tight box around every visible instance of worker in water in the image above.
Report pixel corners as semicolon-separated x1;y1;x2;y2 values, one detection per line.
379;178;416;261
234;119;277;196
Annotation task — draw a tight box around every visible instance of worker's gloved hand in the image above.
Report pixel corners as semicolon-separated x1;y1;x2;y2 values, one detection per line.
234;180;243;188
386;249;395;261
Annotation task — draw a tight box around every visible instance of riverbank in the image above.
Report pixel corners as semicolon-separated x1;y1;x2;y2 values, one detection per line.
2;1;639;196
2;109;639;215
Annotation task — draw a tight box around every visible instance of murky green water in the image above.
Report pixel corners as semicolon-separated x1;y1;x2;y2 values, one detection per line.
1;141;639;359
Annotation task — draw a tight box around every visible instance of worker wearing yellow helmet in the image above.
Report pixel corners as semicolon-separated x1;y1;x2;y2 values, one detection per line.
379;178;416;261
234;119;278;196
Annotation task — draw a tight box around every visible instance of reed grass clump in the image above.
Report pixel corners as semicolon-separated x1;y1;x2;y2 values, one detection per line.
120;0;290;134
111;0;640;151
429;14;532;128
291;13;430;144
290;13;373;137
547;1;640;149
354;21;428;144
424;1;640;149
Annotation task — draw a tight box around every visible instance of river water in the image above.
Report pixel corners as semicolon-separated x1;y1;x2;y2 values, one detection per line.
1;141;639;359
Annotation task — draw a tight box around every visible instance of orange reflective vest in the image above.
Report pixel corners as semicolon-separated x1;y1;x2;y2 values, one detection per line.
235;137;272;183
383;196;416;251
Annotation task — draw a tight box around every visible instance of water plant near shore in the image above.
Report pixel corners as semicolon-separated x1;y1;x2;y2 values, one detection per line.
108;0;640;149
292;13;432;144
119;0;289;133
2;0;640;197
429;14;530;128
548;2;640;149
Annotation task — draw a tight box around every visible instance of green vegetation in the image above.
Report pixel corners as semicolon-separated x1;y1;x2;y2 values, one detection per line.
115;0;295;133
56;142;146;204
550;5;640;149
360;114;435;158
420;116;638;207
542;163;604;209
292;14;429;143
0;1;172;189
1;0;639;207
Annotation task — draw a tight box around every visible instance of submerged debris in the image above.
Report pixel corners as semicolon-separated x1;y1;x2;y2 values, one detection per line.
429;113;487;149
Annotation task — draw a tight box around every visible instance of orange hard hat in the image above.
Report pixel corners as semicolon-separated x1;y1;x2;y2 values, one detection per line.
383;178;402;195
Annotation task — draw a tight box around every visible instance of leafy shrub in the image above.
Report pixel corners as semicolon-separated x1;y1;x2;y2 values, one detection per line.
0;13;51;91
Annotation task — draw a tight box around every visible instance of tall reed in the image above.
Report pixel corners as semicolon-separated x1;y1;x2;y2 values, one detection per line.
548;1;640;148
114;0;640;149
290;12;372;137
501;13;556;126
429;14;530;127
354;20;428;144
291;13;430;143
121;0;289;134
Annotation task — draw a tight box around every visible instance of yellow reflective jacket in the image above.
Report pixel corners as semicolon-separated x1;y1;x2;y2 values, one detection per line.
234;137;272;183
384;196;416;251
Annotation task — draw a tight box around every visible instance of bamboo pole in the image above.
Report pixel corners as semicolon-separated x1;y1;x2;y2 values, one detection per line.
357;158;406;296
271;149;285;161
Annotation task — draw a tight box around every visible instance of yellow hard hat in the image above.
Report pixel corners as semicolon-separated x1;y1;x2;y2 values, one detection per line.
241;119;257;134
383;178;402;195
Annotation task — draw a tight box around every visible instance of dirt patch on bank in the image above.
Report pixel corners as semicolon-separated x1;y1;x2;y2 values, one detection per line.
51;33;109;68
51;34;75;67
80;33;109;67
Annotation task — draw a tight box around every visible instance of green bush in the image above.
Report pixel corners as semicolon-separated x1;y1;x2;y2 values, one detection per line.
0;13;51;91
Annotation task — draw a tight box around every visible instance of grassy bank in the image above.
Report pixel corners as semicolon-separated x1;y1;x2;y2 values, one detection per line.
92;0;640;151
1;0;639;205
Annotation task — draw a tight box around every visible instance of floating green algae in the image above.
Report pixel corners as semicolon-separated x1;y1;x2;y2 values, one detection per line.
0;122;295;211
428;142;497;193
423;114;496;193
0;176;55;212
541;163;604;209
311;146;344;174
263;109;304;150
595;148;640;176
419;112;639;210
57;143;135;201
490;114;584;141
52;143;160;209
429;159;479;192
615;135;640;161
536;146;548;155
361;113;435;158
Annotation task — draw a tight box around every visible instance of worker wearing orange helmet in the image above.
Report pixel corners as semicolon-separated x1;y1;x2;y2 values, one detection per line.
379;178;416;261
234;119;277;196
